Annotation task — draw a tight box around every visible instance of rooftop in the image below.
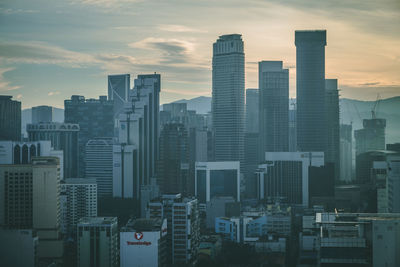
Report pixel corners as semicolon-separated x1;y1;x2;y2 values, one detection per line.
122;218;163;232
78;217;117;226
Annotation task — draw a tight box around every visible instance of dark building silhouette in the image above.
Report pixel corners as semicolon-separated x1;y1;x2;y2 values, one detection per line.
289;108;297;152
355;118;386;156
0;95;21;141
27;122;79;178
387;143;400;152
325;79;340;181
295;30;327;153
32;105;53;123
309;162;335;209
212;34;245;164
245;89;259;133
64;95;113;177
157;123;189;195
258;61;289;154
244;132;259;197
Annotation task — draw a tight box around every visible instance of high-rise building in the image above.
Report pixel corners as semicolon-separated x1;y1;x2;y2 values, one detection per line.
295;30;327;153
340;124;353;182
325;79;340;181
245;89;259;133
316;213;400;267
0;140;64;178
255;152;324;206
387;155;400;213
157;123;189;195
113;74;160;199
195;161;241;203
0;229;38;267
212;34;245;164
120;218;167;267
64;95;113;177
258;61;289;154
77;217;118;267
354;118;386;156
148;195;200;265
289;108;297;152
244;132;259;197
108;74;130;131
0;157;64;262
85;138;113;197
32;105;53;123
27;122;79;178
0;95;21;141
60;178;97;235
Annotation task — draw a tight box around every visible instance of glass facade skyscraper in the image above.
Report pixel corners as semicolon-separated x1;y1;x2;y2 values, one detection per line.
212;34;245;164
295;30;327;153
258;61;289;154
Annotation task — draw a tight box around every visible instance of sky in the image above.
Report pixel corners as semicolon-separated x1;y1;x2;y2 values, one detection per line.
0;0;399;108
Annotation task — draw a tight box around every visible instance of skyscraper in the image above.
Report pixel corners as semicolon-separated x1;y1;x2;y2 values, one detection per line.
295;30;327;153
27;122;79;178
85;138;113;197
64;95;113;177
258;61;289;154
157;123;189;195
212;34;245;164
32;105;53;123
325;79;340;181
108;74;130;130
0;95;21;141
354;118;386;156
113;74;160;199
340;124;353;182
245;89;259;133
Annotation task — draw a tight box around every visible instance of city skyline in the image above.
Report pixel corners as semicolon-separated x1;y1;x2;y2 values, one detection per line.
1;0;399;108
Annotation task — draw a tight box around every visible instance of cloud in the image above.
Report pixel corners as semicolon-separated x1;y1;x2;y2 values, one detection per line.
0;68;20;91
0;42;99;67
359;82;380;86
16;94;22;99
158;24;207;33
0;8;38;15
130;37;196;64
48;91;61;96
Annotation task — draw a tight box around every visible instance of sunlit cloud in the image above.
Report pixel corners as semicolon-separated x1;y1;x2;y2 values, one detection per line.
0;68;20;91
158;24;207;33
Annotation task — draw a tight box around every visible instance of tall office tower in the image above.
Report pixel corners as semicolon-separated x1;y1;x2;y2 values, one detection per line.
0;157;63;261
195;161;241;203
0;229;38;267
85;138;113;197
0;164;33;228
157;123;189;194
258;61;289;154
388;155;400;213
0;140;64;178
0;95;21;141
64;95;113;177
289;108;297;151
244;132;258;197
31;157;63;262
148;195;200;265
27;122;79;178
340;124;352;182
120;218;167;267
77;217;118;267
295;30;327;153
60;178;97;235
354;118;386;156
32;105;53;123
325;79;340;180
255;152;324;206
113;74;160;199
108;74;130;130
245;89;259;133
212;34;245;163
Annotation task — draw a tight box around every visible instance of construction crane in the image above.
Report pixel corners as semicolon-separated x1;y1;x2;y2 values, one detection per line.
371;93;381;119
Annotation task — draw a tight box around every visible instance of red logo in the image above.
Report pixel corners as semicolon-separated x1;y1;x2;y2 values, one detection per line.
134;232;143;240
